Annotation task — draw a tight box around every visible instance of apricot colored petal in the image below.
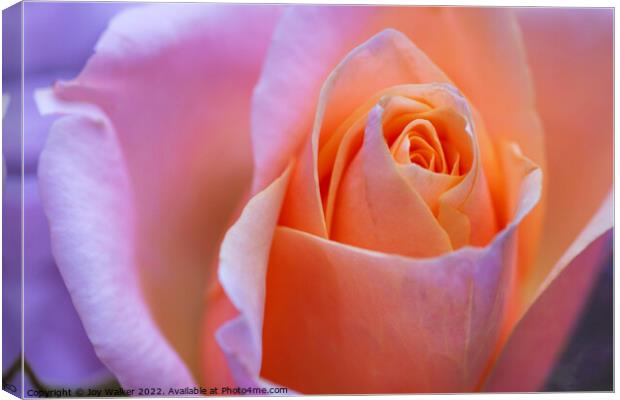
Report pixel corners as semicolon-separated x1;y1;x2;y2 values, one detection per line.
252;6;543;183
368;8;545;203
263;27;449;235
397;8;545;297
38;115;195;389
490;141;540;323
45;4;281;380
260;164;541;394
485;191;612;391
396;155;460;210
517;8;613;297
312;6;540;299
331;105;452;257
393;8;545;166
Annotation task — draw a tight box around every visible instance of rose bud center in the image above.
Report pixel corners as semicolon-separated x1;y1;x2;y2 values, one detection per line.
313;83;494;258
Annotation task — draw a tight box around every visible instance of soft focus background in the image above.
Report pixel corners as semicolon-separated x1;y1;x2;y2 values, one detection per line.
2;2;613;393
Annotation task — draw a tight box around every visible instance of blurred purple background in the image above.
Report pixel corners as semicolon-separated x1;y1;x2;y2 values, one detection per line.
2;1;613;393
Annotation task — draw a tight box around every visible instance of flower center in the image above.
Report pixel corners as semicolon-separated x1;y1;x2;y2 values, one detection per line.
316;84;476;239
377;97;473;179
389;118;463;176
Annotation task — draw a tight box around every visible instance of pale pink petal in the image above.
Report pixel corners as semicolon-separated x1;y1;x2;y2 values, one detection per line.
485;191;612;391
209;166;292;385
38;114;194;389
22;177;112;386
40;3;282;383
251;6;380;192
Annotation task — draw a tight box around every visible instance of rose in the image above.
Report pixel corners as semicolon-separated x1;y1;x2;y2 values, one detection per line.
35;4;612;393
200;6;613;393
3;2;128;387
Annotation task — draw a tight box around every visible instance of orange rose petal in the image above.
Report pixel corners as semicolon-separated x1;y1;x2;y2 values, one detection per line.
450;154;461;176
517;8;613;301
373;7;546;301
278;143;328;237
330;106;452;258
263;226;486;393
254;5;544;288
381;8;546;170
315;29;449;146
421;106;497;249
396;164;461;214
437;203;471;250
397;119;448;173
324;94;432;233
319;95;431;175
391;131;412;164
262;157;540;392
322;83;495;252
279;29;451;236
484;191;612;391
473;141;541;381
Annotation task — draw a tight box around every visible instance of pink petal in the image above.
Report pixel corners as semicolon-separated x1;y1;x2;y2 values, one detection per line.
207;166;292;386
23;177;112;385
250;6;379;192
38;114;194;389
484;191;612;391
39;4;282;384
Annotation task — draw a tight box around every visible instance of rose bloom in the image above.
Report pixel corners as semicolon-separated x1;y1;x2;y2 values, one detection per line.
36;4;612;394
